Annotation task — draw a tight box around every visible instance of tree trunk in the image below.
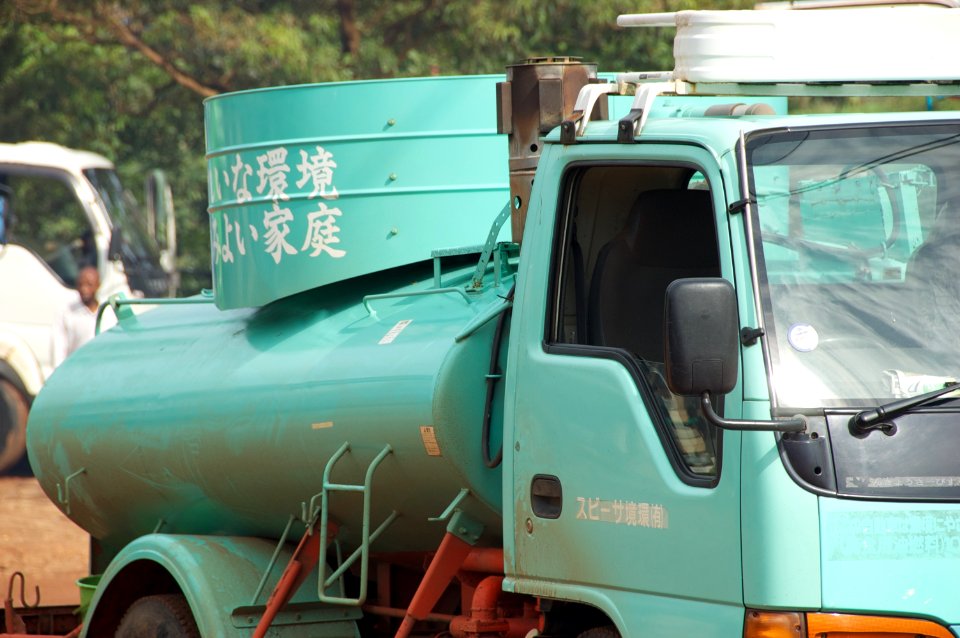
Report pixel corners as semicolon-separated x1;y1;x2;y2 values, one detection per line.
337;0;361;56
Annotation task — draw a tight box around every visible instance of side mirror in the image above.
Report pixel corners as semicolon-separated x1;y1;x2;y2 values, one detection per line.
664;278;739;397
664;277;807;433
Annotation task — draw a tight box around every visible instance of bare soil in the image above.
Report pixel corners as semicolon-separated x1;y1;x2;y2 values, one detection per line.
0;477;89;606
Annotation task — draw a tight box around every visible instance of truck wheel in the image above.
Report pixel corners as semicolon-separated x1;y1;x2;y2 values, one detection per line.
0;378;28;473
577;627;620;638
115;594;199;638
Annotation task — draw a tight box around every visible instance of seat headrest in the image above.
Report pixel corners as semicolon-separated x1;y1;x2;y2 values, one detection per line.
619;189;717;268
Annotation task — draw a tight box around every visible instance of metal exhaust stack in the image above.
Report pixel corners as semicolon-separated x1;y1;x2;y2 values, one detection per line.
497;57;605;243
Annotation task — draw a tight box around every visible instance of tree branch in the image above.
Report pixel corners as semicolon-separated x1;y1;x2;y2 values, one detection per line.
98;4;220;98
337;0;361;56
21;0;221;98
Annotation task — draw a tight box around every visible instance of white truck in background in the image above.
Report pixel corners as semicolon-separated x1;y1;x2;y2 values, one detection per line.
0;141;177;473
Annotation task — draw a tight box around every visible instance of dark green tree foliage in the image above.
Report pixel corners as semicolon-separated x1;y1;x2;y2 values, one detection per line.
0;0;747;293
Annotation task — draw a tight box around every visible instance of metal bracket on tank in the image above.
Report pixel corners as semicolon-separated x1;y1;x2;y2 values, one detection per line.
316;442;399;606
432;245;484;288
428;488;470;522
55;467;86;515
428;489;484;546
470;201;513;290
250;515;297;606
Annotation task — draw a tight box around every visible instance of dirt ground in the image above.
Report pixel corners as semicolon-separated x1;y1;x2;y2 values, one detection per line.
0;477;89;606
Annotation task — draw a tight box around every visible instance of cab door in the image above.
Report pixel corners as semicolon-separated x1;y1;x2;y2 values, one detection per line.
504;145;744;636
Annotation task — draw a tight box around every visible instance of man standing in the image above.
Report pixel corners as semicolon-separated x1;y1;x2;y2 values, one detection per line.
52;266;100;367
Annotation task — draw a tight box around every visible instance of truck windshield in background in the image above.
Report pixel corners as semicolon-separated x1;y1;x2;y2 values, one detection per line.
2;167;97;287
83;168;169;297
1;165;168;296
747;124;960;410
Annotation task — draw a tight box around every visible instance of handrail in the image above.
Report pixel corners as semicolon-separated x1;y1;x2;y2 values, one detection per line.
362;288;471;318
95;291;215;334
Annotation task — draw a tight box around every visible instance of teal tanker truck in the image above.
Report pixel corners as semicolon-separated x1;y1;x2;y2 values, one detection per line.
16;7;960;638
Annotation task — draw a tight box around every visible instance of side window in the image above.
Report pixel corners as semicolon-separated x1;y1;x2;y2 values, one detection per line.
549;164;722;480
2;171;96;287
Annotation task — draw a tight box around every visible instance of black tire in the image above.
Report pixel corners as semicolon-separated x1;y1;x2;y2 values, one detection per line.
0;378;28;473
577;627;621;638
115;594;199;638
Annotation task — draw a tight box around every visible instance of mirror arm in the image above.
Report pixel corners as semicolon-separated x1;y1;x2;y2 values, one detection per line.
700;392;807;433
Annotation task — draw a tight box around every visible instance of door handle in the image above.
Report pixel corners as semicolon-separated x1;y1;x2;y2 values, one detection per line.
531;474;562;519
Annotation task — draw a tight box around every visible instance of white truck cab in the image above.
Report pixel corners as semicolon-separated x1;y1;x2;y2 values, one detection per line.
0;142;176;472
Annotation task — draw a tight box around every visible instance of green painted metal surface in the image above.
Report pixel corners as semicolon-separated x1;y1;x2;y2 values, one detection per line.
821;498;960;624
739;423;822;610
28;260;512;557
205;76;509;309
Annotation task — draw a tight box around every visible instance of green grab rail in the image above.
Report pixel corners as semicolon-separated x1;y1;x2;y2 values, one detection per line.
362;288;472;318
95;291;215;335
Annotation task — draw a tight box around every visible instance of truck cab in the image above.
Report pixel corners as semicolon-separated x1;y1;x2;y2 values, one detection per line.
0;142;176;472
499;10;960;636
505;107;960;637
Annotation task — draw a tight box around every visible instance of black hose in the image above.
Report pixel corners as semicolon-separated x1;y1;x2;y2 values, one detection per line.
482;285;515;468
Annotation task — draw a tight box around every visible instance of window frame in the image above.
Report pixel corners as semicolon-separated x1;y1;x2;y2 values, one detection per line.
744;122;960;413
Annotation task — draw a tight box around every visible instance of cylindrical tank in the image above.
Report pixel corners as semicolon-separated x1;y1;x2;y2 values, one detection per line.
27;261;510;554
204;75;510;310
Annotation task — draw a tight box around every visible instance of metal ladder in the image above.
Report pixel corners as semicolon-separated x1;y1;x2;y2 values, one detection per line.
314;442;398;606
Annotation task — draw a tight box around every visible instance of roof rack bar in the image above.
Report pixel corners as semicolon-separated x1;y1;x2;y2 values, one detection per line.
618;81;676;142
617;12;678;27
560;82;619;144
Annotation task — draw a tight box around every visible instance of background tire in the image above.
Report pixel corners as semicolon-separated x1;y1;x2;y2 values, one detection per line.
115;594;199;638
0;378;28;473
577;627;621;638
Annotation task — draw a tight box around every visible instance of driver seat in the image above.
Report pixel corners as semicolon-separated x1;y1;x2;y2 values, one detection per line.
587;189;720;362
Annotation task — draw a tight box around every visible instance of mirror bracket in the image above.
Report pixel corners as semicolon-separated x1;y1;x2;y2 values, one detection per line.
739;326;764;346
700;392;807;433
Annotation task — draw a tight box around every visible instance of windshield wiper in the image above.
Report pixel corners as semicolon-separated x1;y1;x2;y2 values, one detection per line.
850;382;960;435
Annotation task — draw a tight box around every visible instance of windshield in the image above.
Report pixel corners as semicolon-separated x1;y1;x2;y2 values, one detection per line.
84;168;161;265
84;168;170;297
747;123;960;410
